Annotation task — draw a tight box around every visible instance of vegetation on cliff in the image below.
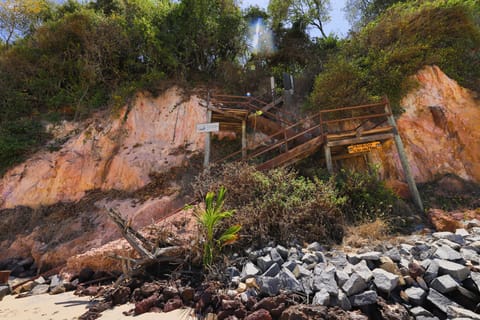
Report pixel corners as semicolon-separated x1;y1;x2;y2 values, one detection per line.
0;0;479;175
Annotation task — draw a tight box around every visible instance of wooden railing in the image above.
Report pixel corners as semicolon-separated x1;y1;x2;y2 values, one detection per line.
212;96;393;169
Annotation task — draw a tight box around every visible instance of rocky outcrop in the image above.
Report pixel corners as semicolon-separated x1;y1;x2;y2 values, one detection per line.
0;87;206;209
373;65;480;185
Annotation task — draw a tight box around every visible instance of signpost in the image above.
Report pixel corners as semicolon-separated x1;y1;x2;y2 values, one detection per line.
196;122;220;133
347;141;381;154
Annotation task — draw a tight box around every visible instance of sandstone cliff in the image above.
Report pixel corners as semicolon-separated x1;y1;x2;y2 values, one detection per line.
0;87;206;209
373;65;480;188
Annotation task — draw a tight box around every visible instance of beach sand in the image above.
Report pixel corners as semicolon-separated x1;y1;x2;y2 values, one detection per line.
0;291;195;320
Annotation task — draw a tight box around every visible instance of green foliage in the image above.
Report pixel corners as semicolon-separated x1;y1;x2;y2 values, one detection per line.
268;0;331;38
335;166;397;224
0;119;48;174
310;0;480;113
194;163;345;248
192;186;241;266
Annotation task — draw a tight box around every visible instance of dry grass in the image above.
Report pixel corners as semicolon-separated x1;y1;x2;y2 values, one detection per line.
342;219;390;248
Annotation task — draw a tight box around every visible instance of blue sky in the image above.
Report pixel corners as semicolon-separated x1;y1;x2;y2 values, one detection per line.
240;0;350;37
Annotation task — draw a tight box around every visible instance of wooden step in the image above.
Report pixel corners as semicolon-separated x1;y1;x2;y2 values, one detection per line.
256;135;324;171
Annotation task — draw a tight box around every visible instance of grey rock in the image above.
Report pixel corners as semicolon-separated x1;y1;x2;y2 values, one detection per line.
347;253;361;265
405;287;426;305
426;288;461;313
421;259;432;270
353;260;373;282
357;251;382;261
226;267;240;279
337;290;352;310
372;268;399;293
460;248;480;264
415;317;439;320
247;249;262;262
292;264;312;279
409;306;433;317
455;228;469;237
471;271;480;290
447;306;480;320
436;259;470;282
342;273;368;296
385;248;401;262
328;251;349;268
282;260;297;272
307;242;323;252
275;245;289;260
257;255;274;272
312;288;330;306
270;248;285;266
288;247;301;260
300;276;314;295
350;290;378;307
301;253;318;265
31;284;50;295
470;241;480;253
430;275;458;293
399;243;414;255
49;275;62;288
257;276;281;296
0;285;10;301
335;269;350;287
455;285;478;304
399;258;410;269
313;266;338;295
433;244;462;261
432;232;465;245
242;262;261;278
424;259;439;283
437;238;462;250
314;251;326;263
34;276;46;285
262;263;280;277
278;268;303;292
465;219;480;228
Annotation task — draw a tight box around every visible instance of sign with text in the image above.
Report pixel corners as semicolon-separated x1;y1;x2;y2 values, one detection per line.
196;122;220;133
347;141;381;154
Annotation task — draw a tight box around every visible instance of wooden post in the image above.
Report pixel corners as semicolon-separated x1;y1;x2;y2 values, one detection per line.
324;143;333;174
204;92;212;168
241;119;247;160
384;99;424;211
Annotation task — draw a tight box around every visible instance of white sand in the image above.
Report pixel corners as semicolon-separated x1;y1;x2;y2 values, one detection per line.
0;292;195;320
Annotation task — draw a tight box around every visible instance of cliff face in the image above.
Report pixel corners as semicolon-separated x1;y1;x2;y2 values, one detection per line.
373;65;480;186
0;87;206;209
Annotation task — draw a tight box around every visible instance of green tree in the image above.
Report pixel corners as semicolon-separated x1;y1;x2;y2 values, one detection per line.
268;0;331;38
344;0;406;30
0;0;48;46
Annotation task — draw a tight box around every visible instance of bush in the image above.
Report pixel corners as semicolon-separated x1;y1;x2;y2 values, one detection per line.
310;1;480;113
193;163;345;248
335;166;398;224
0;119;48;175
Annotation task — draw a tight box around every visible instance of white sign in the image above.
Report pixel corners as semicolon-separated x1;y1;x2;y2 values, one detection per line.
196;122;220;133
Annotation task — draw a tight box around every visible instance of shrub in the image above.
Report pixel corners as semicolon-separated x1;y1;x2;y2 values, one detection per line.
193;163;345;248
310;1;480;113
191;186;241;267
335;166;398;224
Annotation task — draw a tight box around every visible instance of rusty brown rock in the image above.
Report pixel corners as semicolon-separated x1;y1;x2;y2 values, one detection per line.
245;309;272;320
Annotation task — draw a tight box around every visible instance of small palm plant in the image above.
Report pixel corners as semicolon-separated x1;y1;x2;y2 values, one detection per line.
194;186;241;267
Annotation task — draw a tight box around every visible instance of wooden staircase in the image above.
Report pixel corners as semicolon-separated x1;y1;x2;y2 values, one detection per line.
209;93;396;172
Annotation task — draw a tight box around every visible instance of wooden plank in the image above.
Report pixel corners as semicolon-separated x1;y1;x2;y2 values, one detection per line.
327;126;393;140
319;101;387;114
323;112;390;124
327;133;394;147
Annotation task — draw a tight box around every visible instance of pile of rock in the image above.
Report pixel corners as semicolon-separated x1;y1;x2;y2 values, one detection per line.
226;224;480;319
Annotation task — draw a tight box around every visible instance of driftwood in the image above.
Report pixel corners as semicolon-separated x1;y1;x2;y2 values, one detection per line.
106;208;183;271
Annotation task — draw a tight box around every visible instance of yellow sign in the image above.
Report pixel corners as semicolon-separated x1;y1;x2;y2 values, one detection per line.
347;141;381;154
